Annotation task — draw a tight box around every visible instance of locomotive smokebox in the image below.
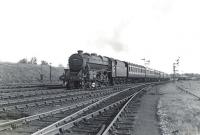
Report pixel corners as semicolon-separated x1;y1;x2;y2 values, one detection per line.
69;53;83;71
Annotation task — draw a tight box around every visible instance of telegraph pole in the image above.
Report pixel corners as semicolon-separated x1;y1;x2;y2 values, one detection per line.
40;64;43;81
49;63;52;83
173;63;176;81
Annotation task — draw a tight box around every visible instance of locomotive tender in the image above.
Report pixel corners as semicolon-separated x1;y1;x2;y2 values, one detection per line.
61;50;169;88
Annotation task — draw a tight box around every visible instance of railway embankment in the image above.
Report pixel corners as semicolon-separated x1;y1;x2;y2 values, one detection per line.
157;81;200;135
0;62;64;84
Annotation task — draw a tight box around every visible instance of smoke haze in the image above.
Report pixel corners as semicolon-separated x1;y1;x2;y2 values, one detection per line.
96;20;131;53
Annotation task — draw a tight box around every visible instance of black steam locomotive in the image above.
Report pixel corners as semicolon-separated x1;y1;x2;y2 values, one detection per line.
60;50;169;89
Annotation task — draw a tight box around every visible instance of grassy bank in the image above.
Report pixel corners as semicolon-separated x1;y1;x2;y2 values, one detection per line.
157;81;200;135
0;62;64;84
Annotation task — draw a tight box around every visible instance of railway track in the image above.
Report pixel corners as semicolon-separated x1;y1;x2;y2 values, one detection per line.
0;83;134;99
0;97;101;134
32;84;151;135
0;83;63;89
0;83;153;135
0;84;137;118
100;89;144;135
0;84;136;109
0;87;123;118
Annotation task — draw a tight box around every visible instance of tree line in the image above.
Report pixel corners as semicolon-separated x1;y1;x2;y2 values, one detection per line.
18;57;49;65
18;57;64;67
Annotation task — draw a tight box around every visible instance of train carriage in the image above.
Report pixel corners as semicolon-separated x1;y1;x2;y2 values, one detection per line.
146;68;155;79
154;70;161;79
127;63;146;82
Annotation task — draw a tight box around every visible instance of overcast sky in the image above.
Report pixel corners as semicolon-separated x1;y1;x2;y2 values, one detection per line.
0;0;200;74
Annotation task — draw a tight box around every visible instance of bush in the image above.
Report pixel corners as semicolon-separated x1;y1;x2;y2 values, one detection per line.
29;57;37;64
18;58;28;64
41;60;48;65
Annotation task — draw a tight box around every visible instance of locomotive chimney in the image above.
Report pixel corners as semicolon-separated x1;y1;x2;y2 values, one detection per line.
77;50;83;55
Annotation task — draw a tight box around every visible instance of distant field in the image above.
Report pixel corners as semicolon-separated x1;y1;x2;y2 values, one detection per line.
0;62;64;84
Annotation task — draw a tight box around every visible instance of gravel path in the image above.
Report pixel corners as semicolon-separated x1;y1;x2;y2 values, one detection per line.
134;85;161;135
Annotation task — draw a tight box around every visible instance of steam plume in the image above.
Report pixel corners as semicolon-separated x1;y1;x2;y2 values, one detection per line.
96;20;131;53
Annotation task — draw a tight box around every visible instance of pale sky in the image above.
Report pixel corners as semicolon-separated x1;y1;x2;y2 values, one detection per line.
0;0;200;74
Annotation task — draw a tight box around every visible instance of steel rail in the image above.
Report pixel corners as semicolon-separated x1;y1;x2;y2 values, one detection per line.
0;97;102;131
0;83;63;89
0;83;131;101
101;87;147;135
34;94;132;135
0;84;137;133
0;87;116;113
32;84;147;135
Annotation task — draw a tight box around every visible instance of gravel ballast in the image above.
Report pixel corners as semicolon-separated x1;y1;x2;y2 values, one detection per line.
133;85;161;135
